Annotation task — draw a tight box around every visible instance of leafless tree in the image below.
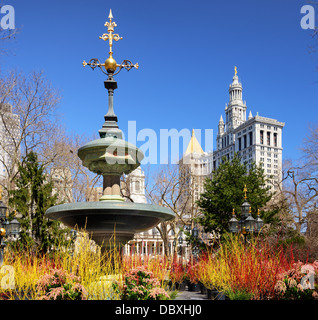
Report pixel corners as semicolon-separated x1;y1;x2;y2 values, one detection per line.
40;130;102;203
0;70;60;195
145;164;197;258
281;159;318;233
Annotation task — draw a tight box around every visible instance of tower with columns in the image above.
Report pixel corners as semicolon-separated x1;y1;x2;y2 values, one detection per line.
214;68;285;191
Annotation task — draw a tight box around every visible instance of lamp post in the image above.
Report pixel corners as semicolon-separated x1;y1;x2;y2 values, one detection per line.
191;226;200;260
228;185;263;243
178;235;183;264
0;187;20;265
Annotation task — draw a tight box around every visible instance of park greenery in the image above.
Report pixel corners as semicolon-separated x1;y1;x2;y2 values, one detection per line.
0;4;318;300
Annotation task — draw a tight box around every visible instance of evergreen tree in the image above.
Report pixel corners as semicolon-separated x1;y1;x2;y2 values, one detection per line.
197;153;276;236
9;151;69;253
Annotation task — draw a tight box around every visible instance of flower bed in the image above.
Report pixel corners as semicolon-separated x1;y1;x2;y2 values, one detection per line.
1;232;317;300
274;261;318;299
112;266;170;300
37;268;87;300
196;234;301;299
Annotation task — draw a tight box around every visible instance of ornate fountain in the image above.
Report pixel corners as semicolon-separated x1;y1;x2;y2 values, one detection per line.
45;10;175;249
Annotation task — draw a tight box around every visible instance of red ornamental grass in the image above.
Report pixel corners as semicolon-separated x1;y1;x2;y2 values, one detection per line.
222;237;296;299
169;259;185;284
186;261;200;284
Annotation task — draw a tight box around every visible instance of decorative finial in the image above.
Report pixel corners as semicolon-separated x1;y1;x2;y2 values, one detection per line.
243;184;247;200
232;208;235;216
108;9;113;20
99;9;123;73
83;9;138;79
192;129;195;136
257;209;260;216
234;66;237;77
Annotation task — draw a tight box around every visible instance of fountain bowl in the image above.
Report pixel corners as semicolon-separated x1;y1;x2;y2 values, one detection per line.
45;201;175;248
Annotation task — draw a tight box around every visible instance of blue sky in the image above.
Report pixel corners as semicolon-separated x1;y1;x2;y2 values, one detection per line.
1;0;318;165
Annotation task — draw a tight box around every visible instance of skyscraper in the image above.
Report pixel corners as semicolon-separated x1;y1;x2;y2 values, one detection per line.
213;68;285;190
0;103;20;180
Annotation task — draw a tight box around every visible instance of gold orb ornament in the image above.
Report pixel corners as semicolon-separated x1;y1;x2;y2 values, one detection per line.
0;228;6;237
104;55;117;73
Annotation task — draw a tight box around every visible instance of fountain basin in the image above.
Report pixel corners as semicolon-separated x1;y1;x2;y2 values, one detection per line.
78;137;144;175
45;201;175;248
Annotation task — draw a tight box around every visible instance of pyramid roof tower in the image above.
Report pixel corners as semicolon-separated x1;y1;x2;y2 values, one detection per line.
184;129;204;155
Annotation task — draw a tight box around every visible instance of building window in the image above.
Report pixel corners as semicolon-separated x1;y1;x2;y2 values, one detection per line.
267;132;271;146
274;133;277;147
249;132;253;146
260;130;264;144
135;181;140;192
238;137;241;151
243;135;247;149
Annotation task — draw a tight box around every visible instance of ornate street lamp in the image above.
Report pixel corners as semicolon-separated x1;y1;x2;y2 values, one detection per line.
229;209;239;233
244;208;256;233
192;226;199;239
0;200;7;221
0;187;21;259
178;235;183;261
229;185;263;241
255;209;264;232
241;185;251;218
6;218;19;237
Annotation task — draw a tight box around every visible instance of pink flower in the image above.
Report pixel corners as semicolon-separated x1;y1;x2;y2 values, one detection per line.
297;283;304;292
274;280;286;294
149;287;169;300
288;278;297;288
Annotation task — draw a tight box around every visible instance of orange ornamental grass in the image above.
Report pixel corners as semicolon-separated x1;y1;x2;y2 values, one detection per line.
197;234;295;299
